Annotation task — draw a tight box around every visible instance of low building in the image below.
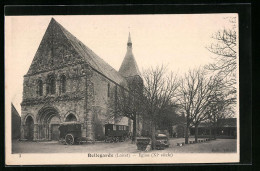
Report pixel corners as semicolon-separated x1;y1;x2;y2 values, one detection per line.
190;118;237;139
12;103;21;139
216;118;237;138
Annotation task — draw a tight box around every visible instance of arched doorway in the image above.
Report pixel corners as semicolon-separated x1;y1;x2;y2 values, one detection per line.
25;116;34;140
65;113;77;122
37;107;60;141
49;115;60;141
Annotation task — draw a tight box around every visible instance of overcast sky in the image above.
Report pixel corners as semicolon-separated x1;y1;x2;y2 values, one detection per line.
5;14;237;114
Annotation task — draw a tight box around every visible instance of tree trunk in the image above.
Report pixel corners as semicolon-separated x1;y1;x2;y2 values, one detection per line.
195;124;198;143
209;127;212;139
213;123;217;139
185;115;190;144
151;121;156;150
185;124;189;144
132;115;137;143
213;116;217;139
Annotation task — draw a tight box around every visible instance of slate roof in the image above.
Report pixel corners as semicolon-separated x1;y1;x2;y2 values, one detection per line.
196;118;237;128
11;103;21;139
217;118;237;127
119;32;141;78
11;103;20;118
52;18;127;85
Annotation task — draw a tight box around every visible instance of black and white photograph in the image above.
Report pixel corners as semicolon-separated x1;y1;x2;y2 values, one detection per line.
5;14;239;165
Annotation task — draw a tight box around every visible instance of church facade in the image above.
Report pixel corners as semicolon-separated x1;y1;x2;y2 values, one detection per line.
20;18;143;141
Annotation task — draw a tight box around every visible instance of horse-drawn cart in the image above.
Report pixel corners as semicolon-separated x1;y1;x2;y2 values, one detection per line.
59;122;87;145
104;124;130;143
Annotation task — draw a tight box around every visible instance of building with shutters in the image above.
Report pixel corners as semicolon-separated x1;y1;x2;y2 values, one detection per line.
20;18;143;141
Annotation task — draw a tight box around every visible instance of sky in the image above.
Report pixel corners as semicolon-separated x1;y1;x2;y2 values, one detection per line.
5;14;237;115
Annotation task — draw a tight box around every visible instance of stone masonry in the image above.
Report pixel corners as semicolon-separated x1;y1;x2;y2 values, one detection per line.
21;18;143;141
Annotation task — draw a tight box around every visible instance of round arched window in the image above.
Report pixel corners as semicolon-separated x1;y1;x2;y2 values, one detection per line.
47;75;56;95
65;114;77;122
37;80;43;96
60;75;66;93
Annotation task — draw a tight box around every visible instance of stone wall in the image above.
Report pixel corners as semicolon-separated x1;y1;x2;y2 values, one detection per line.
22;64;86;100
90;70;130;140
21;63;89;140
22;62;132;141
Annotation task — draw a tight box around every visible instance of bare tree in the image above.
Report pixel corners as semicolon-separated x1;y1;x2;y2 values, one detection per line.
156;104;179;136
205;90;235;139
106;82;143;143
206;17;237;95
142;65;179;150
178;68;223;143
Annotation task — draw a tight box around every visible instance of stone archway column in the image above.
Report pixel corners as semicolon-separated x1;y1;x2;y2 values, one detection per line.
33;124;38;141
21;124;25;140
48;124;52;140
38;124;42;140
45;124;49;140
44;124;47;140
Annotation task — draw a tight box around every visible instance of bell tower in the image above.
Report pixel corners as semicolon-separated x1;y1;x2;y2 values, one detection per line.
119;32;143;92
119;33;143;135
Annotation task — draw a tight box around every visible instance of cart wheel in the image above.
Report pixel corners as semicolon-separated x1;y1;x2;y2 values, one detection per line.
112;137;117;143
65;134;74;145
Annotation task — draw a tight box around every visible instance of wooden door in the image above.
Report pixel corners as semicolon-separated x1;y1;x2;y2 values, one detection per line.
51;124;60;141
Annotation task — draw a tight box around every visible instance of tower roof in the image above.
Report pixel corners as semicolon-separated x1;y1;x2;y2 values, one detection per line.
26;18;126;85
11;103;20;118
127;32;132;43
119;33;141;78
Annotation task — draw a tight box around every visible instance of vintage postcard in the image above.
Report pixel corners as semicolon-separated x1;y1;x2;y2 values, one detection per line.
5;14;239;165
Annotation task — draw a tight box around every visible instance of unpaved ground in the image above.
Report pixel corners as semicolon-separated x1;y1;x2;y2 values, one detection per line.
12;138;237;154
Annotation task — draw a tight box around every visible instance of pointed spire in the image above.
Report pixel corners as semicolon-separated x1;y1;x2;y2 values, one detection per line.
119;33;141;77
127;32;132;48
128;32;132;43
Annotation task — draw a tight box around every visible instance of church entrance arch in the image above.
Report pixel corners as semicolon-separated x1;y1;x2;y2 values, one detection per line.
37;107;61;141
25;116;34;141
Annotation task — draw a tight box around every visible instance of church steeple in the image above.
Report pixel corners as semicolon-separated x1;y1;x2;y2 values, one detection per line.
127;32;132;47
119;33;141;78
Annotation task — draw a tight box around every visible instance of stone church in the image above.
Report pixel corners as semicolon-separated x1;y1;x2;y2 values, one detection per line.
20;18;143;141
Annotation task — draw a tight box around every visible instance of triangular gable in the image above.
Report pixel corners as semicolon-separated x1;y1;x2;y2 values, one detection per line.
26;18;84;76
26;18;126;85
